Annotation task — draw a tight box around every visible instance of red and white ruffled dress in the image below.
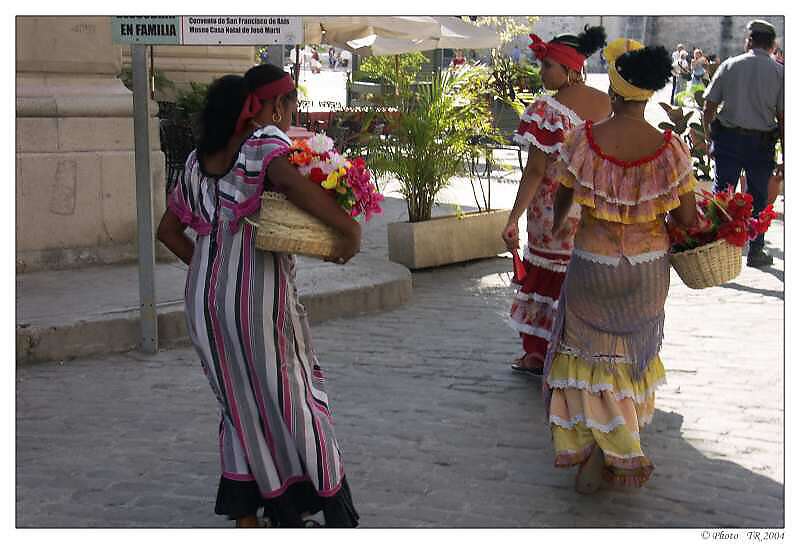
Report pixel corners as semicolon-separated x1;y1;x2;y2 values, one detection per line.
509;96;583;364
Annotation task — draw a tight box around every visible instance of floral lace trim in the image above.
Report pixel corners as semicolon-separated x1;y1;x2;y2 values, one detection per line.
519;110;570;133
546;376;667;404
536;95;582;125
513;131;563;154
507;318;552;339
572;248;669;267
554;342;632;363
572;248;621;266
514;290;558;305
626;249;669;265
523;247;569;272
558;142;694;206
550;413;629;433
548;377;665;403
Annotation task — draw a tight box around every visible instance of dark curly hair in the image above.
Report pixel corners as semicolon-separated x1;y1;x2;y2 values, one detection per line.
615;46;673;91
551;25;607;57
196;63;298;155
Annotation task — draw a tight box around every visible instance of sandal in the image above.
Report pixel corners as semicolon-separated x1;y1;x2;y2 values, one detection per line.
511;354;544;376
575;446;605;495
511;362;544;376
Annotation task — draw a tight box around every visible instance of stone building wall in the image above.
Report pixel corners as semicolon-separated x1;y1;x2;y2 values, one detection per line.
506;15;784;72
645;15;784;61
16;16;167;272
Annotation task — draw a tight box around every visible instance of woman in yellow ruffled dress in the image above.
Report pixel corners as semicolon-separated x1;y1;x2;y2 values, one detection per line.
545;38;699;493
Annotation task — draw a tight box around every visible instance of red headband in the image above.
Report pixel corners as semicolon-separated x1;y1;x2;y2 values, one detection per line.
529;33;587;72
235;75;296;134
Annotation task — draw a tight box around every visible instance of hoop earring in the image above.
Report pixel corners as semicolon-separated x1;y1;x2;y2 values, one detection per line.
272;112;282;123
567;69;584;86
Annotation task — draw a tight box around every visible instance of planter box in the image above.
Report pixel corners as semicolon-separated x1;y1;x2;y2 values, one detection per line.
388;209;511;269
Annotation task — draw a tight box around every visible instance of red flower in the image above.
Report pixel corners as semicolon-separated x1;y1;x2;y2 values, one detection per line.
754;205;777;234
717;221;749;247
669;225;688;246
309;167;327;184
727;193;754;221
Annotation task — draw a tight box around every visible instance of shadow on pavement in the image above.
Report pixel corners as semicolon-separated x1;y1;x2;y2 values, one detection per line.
718;281;784;300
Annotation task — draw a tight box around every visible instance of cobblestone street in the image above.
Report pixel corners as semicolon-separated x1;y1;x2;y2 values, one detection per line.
16;212;784;528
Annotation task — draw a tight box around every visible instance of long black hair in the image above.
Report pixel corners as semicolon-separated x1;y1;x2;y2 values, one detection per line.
196;63;298;155
551;25;607;58
615;46;673;91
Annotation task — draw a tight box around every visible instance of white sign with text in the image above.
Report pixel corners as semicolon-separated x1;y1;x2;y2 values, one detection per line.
181;16;303;45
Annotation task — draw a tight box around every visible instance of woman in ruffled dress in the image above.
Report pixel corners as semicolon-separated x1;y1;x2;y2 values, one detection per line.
503;26;611;375
156;64;360;527
545;39;698;493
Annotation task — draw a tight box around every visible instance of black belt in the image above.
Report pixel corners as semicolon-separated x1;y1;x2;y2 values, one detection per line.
718;124;775;136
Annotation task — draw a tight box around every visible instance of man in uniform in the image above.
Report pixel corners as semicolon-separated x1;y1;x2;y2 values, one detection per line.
702;19;783;268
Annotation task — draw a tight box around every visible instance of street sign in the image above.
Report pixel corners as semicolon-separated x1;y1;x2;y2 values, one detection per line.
112;16;181;44
181;16;303;45
112;16;303;46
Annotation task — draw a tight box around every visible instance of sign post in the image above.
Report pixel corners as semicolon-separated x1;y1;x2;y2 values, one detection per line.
113;16;181;354
131;44;158;354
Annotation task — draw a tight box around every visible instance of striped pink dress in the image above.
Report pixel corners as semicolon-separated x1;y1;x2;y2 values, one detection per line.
168;125;357;526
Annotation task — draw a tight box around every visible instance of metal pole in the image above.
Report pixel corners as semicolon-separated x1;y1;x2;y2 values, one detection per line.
132;44;159;354
294;44;301;126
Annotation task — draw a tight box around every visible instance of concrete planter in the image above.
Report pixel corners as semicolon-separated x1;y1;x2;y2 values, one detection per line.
388;209;511;270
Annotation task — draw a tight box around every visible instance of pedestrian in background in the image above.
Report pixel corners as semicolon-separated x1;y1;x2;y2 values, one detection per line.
450;48;466;70
512;44;522;64
670;43;686;104
328;46;336;69
690;48;708;87
702;19;784;268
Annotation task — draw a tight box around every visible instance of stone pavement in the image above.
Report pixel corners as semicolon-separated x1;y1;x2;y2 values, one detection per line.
16;198;784;527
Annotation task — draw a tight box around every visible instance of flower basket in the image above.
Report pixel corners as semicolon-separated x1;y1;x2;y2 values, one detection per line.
245;134;383;259
669;239;741;289
249;192;341;259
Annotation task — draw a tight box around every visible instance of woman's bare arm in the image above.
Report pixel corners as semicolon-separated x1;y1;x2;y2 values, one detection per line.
669;191;698;228
552;183;575;233
157;209;194;265
501;148;548;250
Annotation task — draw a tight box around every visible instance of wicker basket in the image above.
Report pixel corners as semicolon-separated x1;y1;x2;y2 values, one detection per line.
669;239;742;289
247;192;341;259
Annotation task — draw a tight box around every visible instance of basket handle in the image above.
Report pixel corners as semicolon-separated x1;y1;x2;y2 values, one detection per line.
695;190;733;222
244;217;260;229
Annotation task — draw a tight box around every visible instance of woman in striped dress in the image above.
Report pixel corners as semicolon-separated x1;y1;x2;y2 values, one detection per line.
502;26;611;375
157;64;360;527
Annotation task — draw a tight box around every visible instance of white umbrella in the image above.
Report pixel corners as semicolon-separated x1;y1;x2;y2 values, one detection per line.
303;16;442;48
304;16;501;56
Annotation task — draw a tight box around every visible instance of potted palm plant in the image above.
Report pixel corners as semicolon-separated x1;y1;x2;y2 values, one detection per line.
367;69;510;269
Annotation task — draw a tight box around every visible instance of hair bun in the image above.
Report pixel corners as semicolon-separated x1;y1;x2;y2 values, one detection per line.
615;45;673;90
576;25;607;56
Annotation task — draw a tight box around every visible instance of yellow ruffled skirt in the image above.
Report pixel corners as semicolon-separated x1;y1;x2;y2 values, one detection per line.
547;350;666;487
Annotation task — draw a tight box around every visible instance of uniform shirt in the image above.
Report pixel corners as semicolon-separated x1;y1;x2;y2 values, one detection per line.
703;48;784;131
